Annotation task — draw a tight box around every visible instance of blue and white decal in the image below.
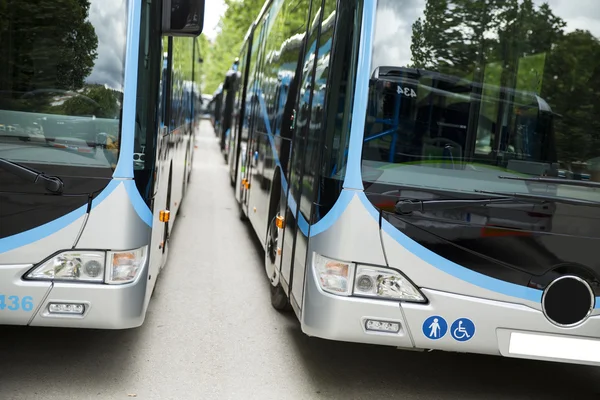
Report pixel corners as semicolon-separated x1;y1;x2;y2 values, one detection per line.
450;318;475;342
422;315;447;340
0;295;34;312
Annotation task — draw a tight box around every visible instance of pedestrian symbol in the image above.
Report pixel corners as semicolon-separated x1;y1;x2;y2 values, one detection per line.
450;318;475;342
422;315;447;340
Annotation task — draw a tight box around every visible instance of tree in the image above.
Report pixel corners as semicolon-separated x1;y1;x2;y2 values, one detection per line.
0;0;98;94
408;0;600;167
203;0;265;94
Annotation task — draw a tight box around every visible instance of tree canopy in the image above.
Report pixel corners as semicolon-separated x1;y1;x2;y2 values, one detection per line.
202;0;265;95
410;0;600;164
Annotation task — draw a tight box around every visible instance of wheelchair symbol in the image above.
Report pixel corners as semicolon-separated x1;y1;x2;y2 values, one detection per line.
450;318;475;342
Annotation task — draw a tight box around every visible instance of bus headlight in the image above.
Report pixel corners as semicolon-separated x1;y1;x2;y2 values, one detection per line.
106;246;148;284
313;253;354;296
354;266;426;302
27;251;106;282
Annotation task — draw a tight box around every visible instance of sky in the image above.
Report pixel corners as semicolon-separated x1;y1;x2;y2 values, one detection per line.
204;0;227;40
373;0;600;70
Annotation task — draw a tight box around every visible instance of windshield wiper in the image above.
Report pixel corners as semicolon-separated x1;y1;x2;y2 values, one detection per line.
475;190;599;207
498;175;600;189
0;158;64;194
395;196;519;214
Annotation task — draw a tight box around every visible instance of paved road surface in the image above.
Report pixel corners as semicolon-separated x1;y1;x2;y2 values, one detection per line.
1;121;599;399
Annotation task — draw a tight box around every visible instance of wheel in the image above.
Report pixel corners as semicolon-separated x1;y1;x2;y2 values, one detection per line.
265;215;290;311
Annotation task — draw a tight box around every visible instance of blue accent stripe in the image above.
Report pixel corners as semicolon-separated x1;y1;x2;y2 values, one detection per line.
124;180;153;227
256;93;310;236
309;189;354;237
342;0;376;191
0;180;120;254
113;1;142;179
356;192;544;303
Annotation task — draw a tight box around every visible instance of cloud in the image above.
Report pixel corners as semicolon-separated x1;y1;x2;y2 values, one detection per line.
203;0;227;40
86;0;128;91
372;0;600;72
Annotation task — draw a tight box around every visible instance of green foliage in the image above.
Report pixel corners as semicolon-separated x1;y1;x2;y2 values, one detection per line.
0;0;98;92
62;84;122;118
203;0;265;94
410;0;600;164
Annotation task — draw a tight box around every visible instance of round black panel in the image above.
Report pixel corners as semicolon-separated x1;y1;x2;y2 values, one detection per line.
542;276;594;327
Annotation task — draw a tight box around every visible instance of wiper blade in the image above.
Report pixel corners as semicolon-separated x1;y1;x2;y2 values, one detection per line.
395;196;518;214
0;158;64;194
498;175;600;189
476;190;599;207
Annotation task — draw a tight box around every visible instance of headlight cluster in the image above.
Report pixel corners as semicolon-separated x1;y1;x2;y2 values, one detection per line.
26;246;148;285
313;253;426;302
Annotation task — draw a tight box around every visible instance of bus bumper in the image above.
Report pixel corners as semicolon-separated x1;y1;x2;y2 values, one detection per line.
302;266;600;367
0;263;148;329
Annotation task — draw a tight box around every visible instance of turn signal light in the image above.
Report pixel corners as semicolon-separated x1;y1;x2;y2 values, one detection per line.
275;215;285;229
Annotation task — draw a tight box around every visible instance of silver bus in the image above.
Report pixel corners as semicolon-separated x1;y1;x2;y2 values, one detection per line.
0;0;206;329
228;0;600;366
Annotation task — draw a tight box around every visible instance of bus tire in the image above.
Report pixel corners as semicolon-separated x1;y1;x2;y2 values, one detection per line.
270;285;289;311
266;215;290;312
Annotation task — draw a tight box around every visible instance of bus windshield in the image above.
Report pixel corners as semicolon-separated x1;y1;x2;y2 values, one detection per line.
0;0;128;171
362;0;600;205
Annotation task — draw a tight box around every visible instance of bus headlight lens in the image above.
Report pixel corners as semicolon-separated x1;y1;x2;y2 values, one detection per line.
106;246;148;284
313;253;354;295
27;251;105;282
354;266;426;302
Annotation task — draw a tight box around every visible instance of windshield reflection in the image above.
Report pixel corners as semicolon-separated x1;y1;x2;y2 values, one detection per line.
363;0;600;203
0;0;128;170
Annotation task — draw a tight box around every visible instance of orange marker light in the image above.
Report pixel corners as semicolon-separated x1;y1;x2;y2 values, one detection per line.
275;215;285;229
159;210;171;223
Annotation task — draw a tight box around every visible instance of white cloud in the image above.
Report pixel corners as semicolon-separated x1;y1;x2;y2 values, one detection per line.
87;0;128;91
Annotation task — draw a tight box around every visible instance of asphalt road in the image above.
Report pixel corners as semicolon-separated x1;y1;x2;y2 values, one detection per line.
1;121;599;399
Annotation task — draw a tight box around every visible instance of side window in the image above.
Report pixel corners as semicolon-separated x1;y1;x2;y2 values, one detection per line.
245;18;268;176
314;0;361;221
234;43;248;140
299;0;336;221
290;3;320;212
134;0;162;203
267;0;312;178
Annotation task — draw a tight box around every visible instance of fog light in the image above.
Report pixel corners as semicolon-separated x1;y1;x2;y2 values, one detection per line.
48;303;85;315
365;319;401;333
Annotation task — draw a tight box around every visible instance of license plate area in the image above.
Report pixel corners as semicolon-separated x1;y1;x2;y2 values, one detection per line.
502;330;600;364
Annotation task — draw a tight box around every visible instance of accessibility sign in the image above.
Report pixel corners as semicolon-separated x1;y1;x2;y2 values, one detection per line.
450;318;475;342
422;315;447;340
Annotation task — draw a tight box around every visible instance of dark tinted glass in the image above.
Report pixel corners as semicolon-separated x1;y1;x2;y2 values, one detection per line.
363;0;600;203
0;0;128;170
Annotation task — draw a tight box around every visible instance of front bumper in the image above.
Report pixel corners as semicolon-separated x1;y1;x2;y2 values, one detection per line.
0;263;148;329
302;266;600;366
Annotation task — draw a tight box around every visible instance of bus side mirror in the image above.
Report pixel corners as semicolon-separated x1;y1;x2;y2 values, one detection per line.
162;0;205;37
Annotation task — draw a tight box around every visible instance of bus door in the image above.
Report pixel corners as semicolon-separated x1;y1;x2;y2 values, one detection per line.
241;15;269;217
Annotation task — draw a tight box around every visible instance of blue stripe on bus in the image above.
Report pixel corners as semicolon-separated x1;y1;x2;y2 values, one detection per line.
309;189;354;237
256;93;310;236
113;0;142;179
0;180;120;254
124;180;153;227
356;192;543;303
256;87;353;238
342;0;377;191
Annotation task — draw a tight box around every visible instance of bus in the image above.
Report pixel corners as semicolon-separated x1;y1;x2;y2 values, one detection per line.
0;0;205;329
228;0;600;366
209;84;224;136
